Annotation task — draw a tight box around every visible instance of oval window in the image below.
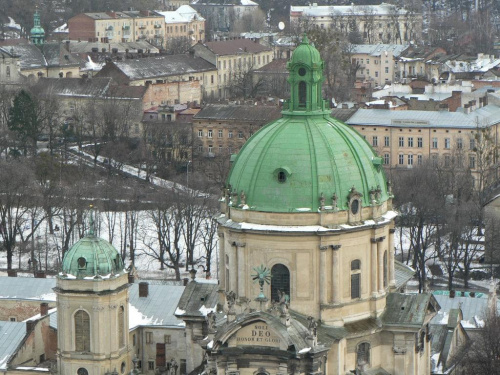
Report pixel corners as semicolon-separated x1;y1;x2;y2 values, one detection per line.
77;257;86;269
298;67;306;76
351;199;359;215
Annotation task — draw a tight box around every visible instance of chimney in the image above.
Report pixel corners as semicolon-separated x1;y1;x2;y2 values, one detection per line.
7;270;17;277
139;282;149;298
450;290;456;298
183;278;189;286
35;271;46;278
128;273;135;284
26;320;35;332
40;303;49;316
189;268;196;281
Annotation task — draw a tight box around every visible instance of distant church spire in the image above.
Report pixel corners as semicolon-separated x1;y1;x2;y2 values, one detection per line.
30;8;45;45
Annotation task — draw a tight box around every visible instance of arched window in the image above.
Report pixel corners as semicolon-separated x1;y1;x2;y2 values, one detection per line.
351;260;361;299
271;264;290;302
298;81;307;107
383;251;388;288
118;306;125;348
75;310;90;352
357;342;370;367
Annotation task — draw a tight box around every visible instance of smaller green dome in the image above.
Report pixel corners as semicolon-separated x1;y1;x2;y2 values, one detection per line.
62;235;124;278
290;34;321;68
30;10;45;45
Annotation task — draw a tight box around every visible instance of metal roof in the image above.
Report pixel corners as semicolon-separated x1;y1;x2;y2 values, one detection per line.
383;293;438;327
176;281;218;318
431;294;497;327
193;104;281;122
110;55;216;80
0;277;56;301
0;321;27;370
394;260;415;290
347;105;500;128
350;44;409;57
129;283;185;328
290;3;412;17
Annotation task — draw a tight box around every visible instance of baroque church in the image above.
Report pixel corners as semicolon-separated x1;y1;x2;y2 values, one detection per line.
0;36;468;375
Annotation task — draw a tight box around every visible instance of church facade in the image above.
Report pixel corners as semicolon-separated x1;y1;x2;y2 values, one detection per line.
210;36;438;375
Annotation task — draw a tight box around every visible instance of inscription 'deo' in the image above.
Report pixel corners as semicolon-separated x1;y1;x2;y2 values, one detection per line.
234;323;281;346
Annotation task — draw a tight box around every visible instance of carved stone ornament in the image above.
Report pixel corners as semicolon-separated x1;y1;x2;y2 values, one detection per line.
393;346;407;355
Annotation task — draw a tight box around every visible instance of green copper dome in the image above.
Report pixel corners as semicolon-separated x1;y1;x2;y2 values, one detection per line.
226;37;388;213
30;10;45;45
61;213;124;278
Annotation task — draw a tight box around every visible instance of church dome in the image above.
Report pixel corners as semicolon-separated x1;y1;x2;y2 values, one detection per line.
61;214;124;278
226;37;388;213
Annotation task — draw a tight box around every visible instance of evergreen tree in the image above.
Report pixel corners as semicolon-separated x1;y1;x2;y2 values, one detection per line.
8;90;41;156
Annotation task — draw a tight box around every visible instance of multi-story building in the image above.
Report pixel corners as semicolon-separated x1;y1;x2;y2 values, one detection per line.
351;44;409;87
395;46;447;83
290;3;422;45
192;39;273;98
343;101;500;187
68;11;165;46
155;5;205;51
0;47;22;85
95;54;218;99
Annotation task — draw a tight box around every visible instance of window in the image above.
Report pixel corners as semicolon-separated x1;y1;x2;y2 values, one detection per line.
207;129;212;138
417;155;423;165
218;145;223;153
408;154;413;165
208;145;213;153
211;75;214;84
445;138;450;149
228;131;233;138
299;81;307;107
164;335;171;344
146;331;153;344
457;138;463;149
375;71;379;78
470;138;475;150
238;131;243;139
366;59;369;64
432;137;438;149
383;251;388;288
133;334;136;346
399;137;404;147
351;260;361;299
444;155;451;167
6;66;10;78
384;153;390;165
408;137;413;147
75;310;90;352
385;67;389;73
417;137;423;148
357;342;370;367
271;264;290;302
198;130;202;138
218;129;223;138
398;154;404;165
469;155;476;169
384;136;390;147
431;154;438;166
372;136;378;147
148;361;155;371
118;306;125;348
9;317;16;322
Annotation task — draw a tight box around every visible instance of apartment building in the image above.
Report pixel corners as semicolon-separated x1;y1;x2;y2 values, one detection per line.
351;44;409;86
343;104;500;186
192;38;273;98
155;5;205;50
68;11;165;46
290;3;422;45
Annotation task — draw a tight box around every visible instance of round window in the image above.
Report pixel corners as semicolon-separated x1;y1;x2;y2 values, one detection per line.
77;368;89;375
298;67;306;76
278;171;287;183
351;199;359;215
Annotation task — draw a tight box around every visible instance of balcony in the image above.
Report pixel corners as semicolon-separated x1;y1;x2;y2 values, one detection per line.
154;24;162;28
139;25;146;29
122;25;130;30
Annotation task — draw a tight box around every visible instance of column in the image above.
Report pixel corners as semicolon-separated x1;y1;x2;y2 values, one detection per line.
235;242;246;298
370;238;378;297
219;232;226;290
389;228;396;288
320;246;327;305
377;236;386;294
332;245;341;304
230;243;238;294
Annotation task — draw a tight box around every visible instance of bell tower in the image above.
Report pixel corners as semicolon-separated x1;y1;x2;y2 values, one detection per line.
55;210;131;375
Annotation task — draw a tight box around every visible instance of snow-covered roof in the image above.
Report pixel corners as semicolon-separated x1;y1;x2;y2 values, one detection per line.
350;43;409;58
444;54;500;74
0;277;56;302
53;23;68;33
156;5;205;24
347;104;500;128
290;3;412;17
